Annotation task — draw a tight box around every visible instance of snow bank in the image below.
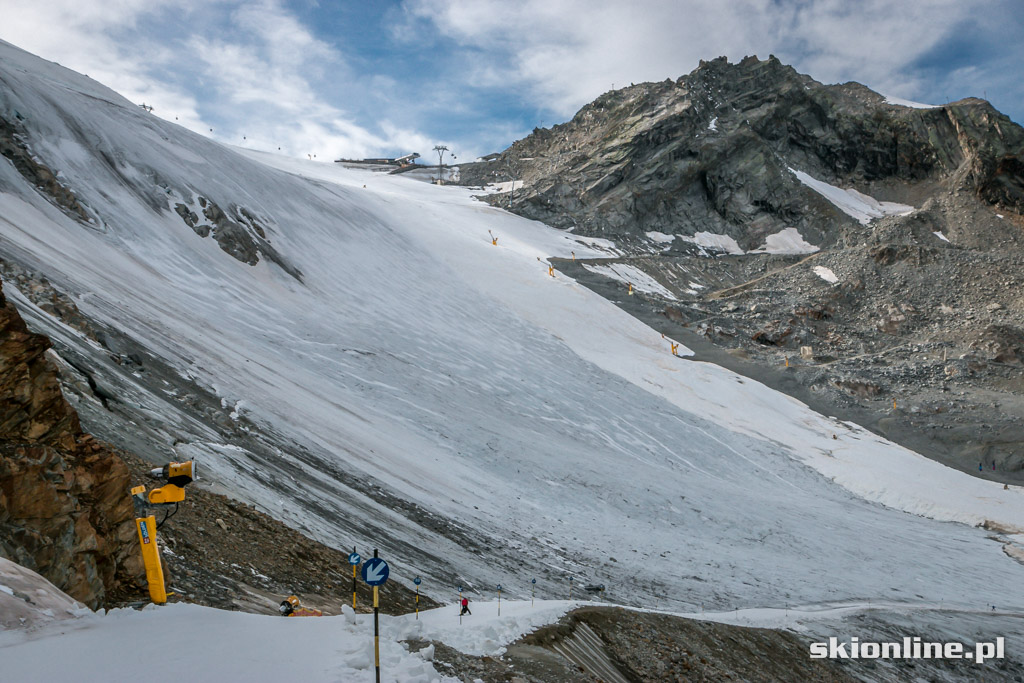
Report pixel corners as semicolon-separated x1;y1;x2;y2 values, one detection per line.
397;600;579;656
0;601;453;683
750;227;819;255
812;266;839;284
790;168;914;224
680;231;744;254
884;95;939;109
0;557;90;632
582;263;676;299
645;231;675;244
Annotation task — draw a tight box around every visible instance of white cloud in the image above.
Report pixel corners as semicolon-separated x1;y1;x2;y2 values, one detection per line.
403;0;982;117
0;0;432;159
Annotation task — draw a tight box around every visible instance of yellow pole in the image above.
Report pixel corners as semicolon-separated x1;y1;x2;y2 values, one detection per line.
352;563;357;610
135;515;167;604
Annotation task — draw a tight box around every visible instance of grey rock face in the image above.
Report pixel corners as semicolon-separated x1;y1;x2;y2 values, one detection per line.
460;55;1024;249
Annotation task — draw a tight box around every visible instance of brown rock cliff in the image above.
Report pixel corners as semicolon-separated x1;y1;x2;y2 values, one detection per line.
0;276;141;608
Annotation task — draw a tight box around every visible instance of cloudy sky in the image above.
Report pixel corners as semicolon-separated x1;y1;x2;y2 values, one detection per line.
1;0;1021;161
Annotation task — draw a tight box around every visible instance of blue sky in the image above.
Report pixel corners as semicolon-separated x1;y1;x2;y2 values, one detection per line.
1;0;1021;162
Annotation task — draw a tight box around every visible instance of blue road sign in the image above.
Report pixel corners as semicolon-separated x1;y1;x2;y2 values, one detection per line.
348;553;361;565
531;579;536;584
457;585;462;592
361;558;389;586
413;577;421;586
497;584;502;591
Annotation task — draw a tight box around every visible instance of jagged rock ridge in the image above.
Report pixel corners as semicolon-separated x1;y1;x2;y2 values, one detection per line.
461;55;1024;250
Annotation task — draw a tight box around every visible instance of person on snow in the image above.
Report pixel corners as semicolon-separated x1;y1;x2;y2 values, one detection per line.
460;597;471;615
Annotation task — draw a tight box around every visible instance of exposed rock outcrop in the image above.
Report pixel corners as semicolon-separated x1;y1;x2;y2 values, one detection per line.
460;55;1024;249
0;276;141;608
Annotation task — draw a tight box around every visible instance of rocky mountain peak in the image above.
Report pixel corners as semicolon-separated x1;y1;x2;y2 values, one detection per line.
461;56;1023;250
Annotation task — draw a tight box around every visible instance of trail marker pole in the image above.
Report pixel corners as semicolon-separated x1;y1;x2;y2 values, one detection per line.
414;577;421;619
458;585;463;625
531;578;536;607
360;550;389;683
497;584;502;616
348;548;361;610
373;583;380;683
568;576;573;601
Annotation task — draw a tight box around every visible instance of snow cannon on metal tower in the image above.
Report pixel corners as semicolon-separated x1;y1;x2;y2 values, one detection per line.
129;460;198;604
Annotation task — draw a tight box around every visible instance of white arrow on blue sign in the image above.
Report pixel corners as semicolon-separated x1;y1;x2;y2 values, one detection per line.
413;577;421;585
361;558;389;586
348;553;361;565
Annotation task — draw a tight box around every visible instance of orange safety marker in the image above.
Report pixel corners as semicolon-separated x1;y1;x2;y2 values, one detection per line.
548;265;554;277
628;283;633;295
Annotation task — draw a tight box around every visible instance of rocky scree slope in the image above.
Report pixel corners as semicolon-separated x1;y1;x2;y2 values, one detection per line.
460;55;1024;478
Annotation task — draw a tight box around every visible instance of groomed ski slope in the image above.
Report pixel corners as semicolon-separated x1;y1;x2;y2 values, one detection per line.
1;39;1023;615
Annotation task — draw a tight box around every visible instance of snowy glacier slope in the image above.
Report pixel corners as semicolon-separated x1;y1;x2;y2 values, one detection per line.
1;39;1023;615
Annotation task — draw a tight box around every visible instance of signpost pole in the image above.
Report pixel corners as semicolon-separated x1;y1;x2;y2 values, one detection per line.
351;546;358;610
568;576;573;601
359;549;388;683
459;586;463;625
414;577;421;620
373;549;380;683
531;578;536;607
497;585;502;616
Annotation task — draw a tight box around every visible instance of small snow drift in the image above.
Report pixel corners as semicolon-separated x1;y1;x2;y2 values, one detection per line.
582;263;676;299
